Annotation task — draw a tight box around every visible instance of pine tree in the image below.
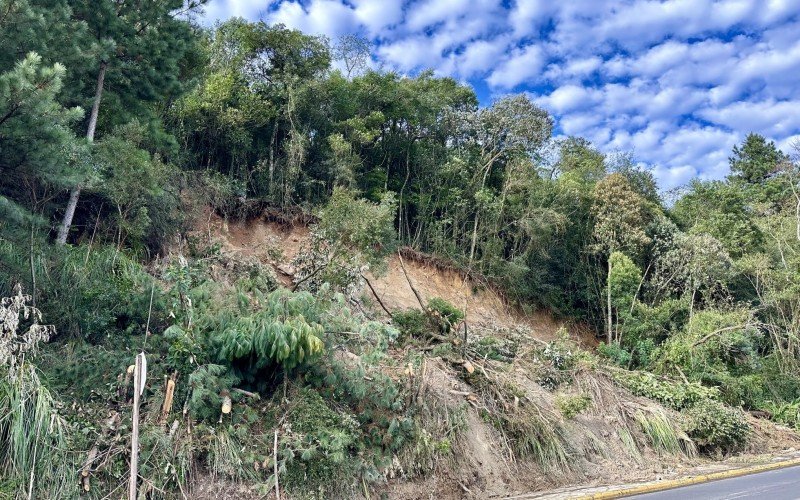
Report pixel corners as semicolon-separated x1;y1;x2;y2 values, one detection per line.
0;52;83;223
56;0;205;244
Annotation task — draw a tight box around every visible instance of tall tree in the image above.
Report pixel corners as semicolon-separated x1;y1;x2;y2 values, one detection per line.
0;53;83;222
56;0;204;244
729;133;788;185
591;173;651;342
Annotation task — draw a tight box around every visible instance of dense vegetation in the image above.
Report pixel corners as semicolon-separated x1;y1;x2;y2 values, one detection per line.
2;0;800;497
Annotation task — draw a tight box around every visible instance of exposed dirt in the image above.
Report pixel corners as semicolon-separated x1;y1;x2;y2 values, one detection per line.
206;213;580;344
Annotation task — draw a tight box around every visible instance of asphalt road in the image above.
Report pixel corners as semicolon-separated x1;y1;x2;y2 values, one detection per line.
629;465;800;499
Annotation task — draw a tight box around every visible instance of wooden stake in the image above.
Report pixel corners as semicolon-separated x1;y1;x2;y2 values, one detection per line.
273;430;280;500
160;373;177;424
129;355;142;500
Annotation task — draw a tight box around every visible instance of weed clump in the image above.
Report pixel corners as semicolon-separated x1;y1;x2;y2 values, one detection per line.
556;393;592;419
427;297;464;334
392;309;429;339
684;399;749;453
612;369;719;411
282;387;360;497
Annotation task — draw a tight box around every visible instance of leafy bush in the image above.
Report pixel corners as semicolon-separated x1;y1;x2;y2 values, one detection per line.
427;297;464;334
392;309;429;339
473;335;518;362
598;342;632;367
282;387;360;496
213;309;325;378
612;370;719;411
187;364;239;422
541;333;577;371
0;238;163;341
535;333;579;390
763;399;800;430
684;399;750;452
556;393;592;419
653;310;760;384
293;188;397;295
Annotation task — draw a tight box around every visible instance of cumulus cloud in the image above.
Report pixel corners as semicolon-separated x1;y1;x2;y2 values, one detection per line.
268;0;358;38
202;0;800;190
487;44;544;88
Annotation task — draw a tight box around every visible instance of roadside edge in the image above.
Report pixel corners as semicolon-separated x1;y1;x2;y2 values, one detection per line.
574;457;800;499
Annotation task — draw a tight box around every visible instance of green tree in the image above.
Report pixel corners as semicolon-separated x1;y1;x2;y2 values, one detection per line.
729;133;788;184
592;173;651;342
450;95;553;265
607;251;642;344
672;180;762;257
92;121;173;252
56;0;204;244
292;188;397;295
0;53;83;225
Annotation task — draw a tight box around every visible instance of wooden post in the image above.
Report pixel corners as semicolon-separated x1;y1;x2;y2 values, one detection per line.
129;354;143;500
273;430;280;500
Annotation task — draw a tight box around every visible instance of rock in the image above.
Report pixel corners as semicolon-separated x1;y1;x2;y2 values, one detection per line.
277;263;295;276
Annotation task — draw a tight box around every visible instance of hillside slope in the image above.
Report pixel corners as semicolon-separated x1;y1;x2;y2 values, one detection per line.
192;212;800;499
211;214;578;342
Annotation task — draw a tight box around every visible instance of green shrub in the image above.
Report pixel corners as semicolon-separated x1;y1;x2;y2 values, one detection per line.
474;335;518;362
541;333;577;371
292;188;397;295
598;342;632;367
0;239;163;341
535;333;579;390
187;364;238;422
392;309;429;338
763;399;800;430
282;387;359;497
556;393;592;419
684;399;750;452
427;297;464;333
613;370;719;411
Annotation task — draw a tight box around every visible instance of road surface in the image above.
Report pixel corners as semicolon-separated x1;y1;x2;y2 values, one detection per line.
630;464;800;499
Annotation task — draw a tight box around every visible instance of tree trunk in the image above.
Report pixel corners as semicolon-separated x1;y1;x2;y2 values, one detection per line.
468;215;479;264
468;164;492;267
607;258;613;344
57;61;107;245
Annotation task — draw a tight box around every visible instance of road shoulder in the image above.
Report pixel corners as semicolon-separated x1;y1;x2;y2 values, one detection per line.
508;452;800;500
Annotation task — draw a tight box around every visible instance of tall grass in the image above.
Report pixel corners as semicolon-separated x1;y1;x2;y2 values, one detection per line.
0;364;76;498
634;409;696;458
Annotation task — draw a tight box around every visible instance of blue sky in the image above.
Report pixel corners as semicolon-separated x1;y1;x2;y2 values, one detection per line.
201;0;800;189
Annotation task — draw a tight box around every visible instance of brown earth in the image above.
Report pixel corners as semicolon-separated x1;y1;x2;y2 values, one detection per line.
205;212;589;344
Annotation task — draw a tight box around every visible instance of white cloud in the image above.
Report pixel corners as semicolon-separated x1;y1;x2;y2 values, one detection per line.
699;99;800;137
453;37;511;78
268;0;358;38
487;44;544;88
509;0;556;36
351;0;405;37
378;35;443;71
